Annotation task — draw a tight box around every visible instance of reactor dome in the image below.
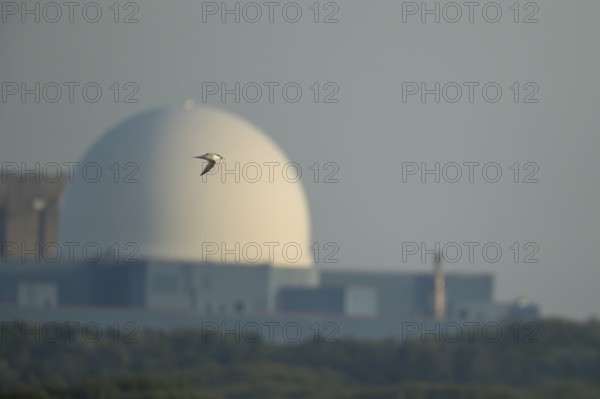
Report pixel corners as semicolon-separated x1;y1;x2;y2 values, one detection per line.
59;105;312;267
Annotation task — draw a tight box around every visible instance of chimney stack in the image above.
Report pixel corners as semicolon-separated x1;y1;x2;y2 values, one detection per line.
433;250;445;320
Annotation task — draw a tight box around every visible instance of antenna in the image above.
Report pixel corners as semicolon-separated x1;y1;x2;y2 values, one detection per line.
433;250;445;320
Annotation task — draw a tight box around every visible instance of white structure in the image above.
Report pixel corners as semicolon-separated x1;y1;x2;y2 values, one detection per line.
59;105;313;267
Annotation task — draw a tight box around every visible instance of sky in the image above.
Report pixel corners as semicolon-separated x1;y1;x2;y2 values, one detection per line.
1;0;599;319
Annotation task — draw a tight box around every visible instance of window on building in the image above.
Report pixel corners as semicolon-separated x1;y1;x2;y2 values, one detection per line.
234;300;245;314
151;274;178;293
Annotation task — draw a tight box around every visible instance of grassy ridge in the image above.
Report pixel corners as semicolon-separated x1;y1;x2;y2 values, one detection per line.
1;319;599;398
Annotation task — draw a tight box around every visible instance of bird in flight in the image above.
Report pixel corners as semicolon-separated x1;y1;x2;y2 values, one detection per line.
194;153;224;176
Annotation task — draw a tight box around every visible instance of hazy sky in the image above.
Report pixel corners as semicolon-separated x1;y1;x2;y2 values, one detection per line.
1;0;599;319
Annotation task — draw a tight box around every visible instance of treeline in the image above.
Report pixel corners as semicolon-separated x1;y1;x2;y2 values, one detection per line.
0;319;599;399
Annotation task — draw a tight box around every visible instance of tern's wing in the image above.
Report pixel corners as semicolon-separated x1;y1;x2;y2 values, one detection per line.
200;161;216;176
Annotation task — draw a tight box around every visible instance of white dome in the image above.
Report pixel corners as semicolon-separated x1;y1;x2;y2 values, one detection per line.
59;105;312;267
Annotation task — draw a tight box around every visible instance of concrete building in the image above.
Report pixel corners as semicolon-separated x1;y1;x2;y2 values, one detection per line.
0;260;318;314
0;105;539;341
0;173;66;258
321;270;495;319
0;258;537;320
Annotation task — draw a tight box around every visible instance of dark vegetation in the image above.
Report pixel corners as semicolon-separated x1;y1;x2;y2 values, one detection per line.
1;319;599;398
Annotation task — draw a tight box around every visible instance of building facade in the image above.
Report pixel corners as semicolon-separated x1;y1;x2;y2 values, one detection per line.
0;173;539;340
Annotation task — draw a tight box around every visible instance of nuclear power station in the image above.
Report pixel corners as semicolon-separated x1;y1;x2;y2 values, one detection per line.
0;105;538;340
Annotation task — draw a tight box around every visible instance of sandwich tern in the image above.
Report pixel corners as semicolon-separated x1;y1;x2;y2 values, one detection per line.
194;153;224;176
